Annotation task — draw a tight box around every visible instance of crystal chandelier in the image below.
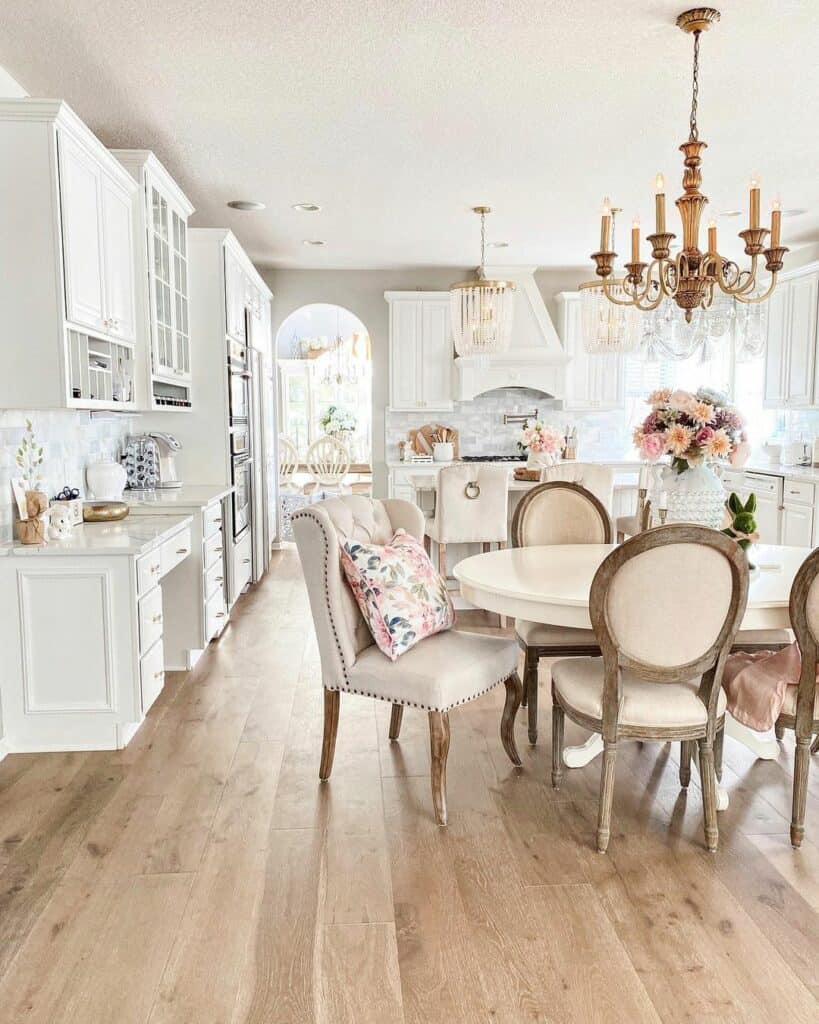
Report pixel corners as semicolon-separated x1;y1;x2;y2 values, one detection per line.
590;8;788;324
450;207;515;357
579;209;641;354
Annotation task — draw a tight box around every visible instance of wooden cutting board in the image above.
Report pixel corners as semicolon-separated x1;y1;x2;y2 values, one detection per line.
408;423;459;457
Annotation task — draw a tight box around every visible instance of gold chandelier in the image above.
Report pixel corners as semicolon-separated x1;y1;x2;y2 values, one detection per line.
450;206;516;357
590;8;788;324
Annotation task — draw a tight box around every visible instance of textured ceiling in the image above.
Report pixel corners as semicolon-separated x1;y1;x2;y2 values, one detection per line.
2;1;818;269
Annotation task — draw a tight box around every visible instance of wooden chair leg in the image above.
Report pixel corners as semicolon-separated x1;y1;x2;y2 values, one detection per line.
775;720;785;741
319;689;340;781
424;534;431;556
616;531;625;543
812;733;819;755
791;735;811;847
679;740;693;788
428;711;451;826
438;543;447;578
597;740;617;853
526;650;539;745
714;722;725;784
698;738;719;852
389;703;404;741
501;674;522;767
551;702;564;789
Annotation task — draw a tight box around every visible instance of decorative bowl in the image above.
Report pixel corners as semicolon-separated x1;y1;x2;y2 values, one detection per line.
83;501;130;523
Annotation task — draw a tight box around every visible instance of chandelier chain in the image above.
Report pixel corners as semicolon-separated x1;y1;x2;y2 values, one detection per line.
479;209;486;273
689;30;701;141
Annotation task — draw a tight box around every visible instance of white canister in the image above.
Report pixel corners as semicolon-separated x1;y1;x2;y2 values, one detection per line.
86;460;127;500
433;442;454;463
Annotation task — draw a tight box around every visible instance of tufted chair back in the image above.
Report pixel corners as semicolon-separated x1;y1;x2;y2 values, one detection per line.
540;462;615;513
291;496;425;689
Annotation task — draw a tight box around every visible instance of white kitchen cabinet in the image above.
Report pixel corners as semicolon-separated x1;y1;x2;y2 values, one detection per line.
724;471;783;545
225;247;248;342
113;150;195;409
782;502;813;547
763;264;819;409
386;292;454;411
556;292;624;411
0;100;140;410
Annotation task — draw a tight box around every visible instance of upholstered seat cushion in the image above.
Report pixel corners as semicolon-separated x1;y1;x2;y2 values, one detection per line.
552;657;726;729
344;629;518;711
733;628;793;647
780;685;819;719
615;514;641;537
515;618;598;648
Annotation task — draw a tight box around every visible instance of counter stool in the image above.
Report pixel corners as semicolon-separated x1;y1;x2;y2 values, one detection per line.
425;464;510;622
540;462;615;514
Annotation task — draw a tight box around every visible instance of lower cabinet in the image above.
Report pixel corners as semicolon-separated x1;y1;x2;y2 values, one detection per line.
782;503;814;548
140;636;165;714
231;531;253;603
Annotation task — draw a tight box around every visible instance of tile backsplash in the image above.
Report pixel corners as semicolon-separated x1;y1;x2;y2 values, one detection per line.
385;388;631;462
0;410;135;542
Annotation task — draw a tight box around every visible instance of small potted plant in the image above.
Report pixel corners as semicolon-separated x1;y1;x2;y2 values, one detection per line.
12;419;49;544
517;419;563;469
320;405;357;443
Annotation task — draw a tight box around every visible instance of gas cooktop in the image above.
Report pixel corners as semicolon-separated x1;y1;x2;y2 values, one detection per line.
461;454;527;463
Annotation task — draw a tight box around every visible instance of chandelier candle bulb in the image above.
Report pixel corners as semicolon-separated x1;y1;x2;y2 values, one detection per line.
600;197;612;251
655;174;666;234
750;176;761;230
771;196;782;248
631;216;641;262
708;218;718;253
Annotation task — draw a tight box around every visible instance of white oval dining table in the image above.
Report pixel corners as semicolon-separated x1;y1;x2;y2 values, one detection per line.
454;542;812;810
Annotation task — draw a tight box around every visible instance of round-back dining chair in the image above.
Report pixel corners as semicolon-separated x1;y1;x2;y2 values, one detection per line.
511;480;613;744
305;435;351;497
279;436;300;493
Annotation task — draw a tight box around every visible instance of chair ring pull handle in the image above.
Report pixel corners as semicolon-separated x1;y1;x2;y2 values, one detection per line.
464;481;481;500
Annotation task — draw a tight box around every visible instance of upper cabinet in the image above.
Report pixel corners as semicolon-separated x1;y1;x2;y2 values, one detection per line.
223;235;272;354
556;292;624;411
385;292;454;411
0;100;140;409
113;150;195;410
763;264;819;409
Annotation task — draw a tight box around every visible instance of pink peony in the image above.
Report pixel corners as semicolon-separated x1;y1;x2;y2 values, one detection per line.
639;432;665;461
695;426;714;445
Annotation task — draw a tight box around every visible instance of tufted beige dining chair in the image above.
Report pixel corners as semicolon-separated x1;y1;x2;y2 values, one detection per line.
424;463;510;579
779;547;819;847
540;462;615;513
291;495;522;826
511;481;613;744
552;525;748;853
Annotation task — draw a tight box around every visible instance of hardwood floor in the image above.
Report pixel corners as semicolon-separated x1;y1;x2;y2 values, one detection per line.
0;546;817;1022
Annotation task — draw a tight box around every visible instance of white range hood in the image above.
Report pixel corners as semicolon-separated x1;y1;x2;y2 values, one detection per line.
453;265;568;402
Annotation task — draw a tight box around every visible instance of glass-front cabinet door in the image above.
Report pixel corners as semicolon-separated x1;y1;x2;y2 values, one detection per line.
147;179;191;381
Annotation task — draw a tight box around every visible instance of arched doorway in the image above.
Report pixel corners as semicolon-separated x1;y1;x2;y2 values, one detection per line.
276;303;372;503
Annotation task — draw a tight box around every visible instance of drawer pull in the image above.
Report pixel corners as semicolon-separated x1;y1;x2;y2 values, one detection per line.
215;611;226;618
214;547;223;554
215;575;224;583
151;565;161;575
176;548;189;555
152;614;163;624
243;558;251;564
213;518;223;525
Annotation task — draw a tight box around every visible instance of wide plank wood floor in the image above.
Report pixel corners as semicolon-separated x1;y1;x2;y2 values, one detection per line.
1;546;817;1023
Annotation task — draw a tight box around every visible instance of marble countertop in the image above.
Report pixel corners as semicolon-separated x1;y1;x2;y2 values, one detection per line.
123;484;233;513
737;462;819;484
1;514;193;557
388;456;643;470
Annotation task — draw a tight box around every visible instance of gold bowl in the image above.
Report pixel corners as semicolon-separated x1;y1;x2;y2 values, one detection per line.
83;501;130;523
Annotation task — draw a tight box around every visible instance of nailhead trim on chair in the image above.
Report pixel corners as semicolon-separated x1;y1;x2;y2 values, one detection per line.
292;506;515;713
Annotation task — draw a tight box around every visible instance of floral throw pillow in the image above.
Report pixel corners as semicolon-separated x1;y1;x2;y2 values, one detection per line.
340;529;455;661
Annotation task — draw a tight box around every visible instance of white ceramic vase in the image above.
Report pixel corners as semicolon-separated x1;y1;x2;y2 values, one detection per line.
526;451;557;470
662;462;725;529
86;460;127;500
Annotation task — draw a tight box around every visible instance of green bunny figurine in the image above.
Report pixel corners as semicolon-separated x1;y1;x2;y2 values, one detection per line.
722;491;759;568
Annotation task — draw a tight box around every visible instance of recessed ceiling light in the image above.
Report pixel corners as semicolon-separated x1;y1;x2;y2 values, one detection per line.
487;241;509;248
783;208;807;218
303;239;325;246
227;200;266;211
720;210;743;218
292;202;321;212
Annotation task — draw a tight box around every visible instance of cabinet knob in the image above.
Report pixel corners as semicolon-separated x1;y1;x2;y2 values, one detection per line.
242;558;251;564
151;565;161;574
215;611;226;618
176;548;188;555
152;614;163;623
214;547;223;554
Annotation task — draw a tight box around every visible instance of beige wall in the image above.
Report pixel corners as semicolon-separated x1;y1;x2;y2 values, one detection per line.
261;265;586;496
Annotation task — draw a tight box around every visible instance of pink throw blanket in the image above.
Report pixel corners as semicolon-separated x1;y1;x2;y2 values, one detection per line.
722;642;804;732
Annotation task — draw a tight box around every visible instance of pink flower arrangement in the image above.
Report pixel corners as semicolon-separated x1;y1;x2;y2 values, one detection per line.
517;419;563;454
633;387;745;474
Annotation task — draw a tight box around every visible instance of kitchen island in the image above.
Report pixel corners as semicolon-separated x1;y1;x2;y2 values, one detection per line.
0;514;193;757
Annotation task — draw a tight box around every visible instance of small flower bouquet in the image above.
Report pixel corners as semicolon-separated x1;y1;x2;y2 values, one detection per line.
632;387;747;475
320;405;357;437
517;419;564;467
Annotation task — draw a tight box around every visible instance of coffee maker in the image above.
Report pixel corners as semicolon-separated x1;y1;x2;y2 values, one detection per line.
150;432;183;488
